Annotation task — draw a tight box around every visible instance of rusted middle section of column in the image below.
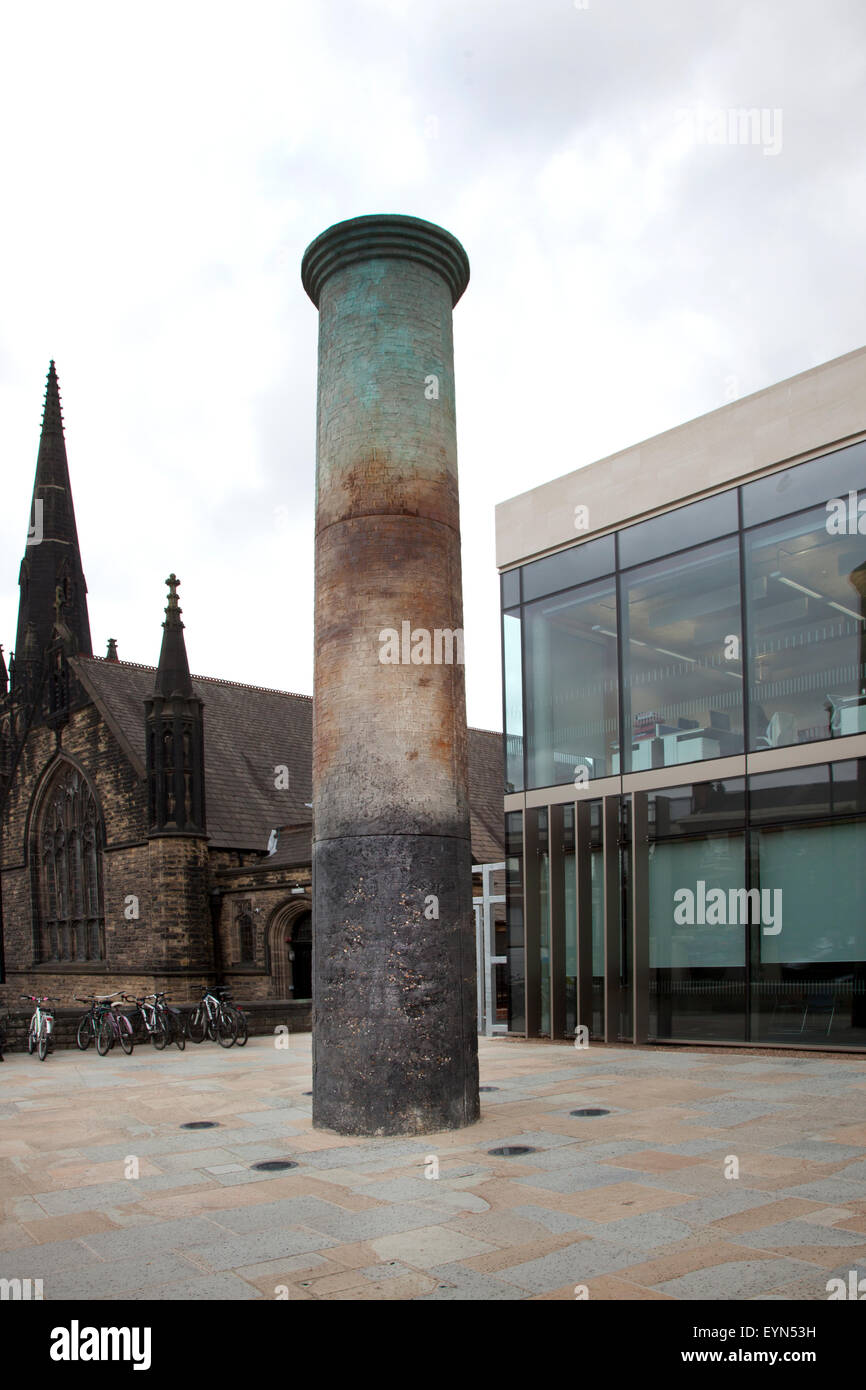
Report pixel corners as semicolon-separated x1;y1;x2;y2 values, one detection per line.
302;214;479;1135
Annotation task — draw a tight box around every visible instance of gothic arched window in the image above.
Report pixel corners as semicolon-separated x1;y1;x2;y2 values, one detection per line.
236;899;255;964
34;762;104;963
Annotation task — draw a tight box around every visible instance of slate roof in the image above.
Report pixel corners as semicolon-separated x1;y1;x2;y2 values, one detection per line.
70;657;504;862
466;727;507;866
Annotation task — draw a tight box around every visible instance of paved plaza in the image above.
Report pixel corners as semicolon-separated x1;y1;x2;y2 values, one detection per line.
1;1035;866;1301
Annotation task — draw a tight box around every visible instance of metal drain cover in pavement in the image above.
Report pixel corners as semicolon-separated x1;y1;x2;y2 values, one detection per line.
570;1108;610;1117
488;1145;537;1157
251;1159;298;1172
479;1086;500;1092
181;1121;221;1129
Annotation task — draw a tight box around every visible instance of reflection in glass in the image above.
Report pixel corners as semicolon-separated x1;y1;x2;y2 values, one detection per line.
745;506;866;750
524;581;618;789
620;539;744;772
503;610;524;791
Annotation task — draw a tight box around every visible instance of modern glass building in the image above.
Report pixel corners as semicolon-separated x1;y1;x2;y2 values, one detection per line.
496;347;866;1051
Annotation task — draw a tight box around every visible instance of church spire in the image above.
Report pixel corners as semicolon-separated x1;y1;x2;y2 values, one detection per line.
145;574;206;836
14;362;92;689
153;573;194;698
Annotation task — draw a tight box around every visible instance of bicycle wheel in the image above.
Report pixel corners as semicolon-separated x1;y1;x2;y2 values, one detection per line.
216;1007;236;1048
38;1022;49;1061
150;1015;169;1050
231;1008;248;1047
170;1013;186;1051
27;1023;36;1054
118;1016;134;1055
96;1015;113;1056
187;1007;207;1044
76;1015;93;1051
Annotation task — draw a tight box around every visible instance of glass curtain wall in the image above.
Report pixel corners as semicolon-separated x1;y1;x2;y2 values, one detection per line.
500;437;866;1047
501;437;866;794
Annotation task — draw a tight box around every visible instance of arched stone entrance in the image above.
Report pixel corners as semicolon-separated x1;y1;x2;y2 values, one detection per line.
266;899;312;999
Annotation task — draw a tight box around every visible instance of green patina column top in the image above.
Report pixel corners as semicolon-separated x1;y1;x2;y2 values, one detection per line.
301;213;470;309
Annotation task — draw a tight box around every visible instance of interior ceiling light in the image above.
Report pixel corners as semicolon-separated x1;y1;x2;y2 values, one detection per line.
653;646;697;663
827;601;865;623
771;571;864;623
770;571;822;601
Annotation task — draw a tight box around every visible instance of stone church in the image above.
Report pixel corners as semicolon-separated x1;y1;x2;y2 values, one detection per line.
0;365;504;1027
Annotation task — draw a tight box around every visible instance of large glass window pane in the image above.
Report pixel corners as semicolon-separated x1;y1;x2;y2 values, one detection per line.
505;811;525;1032
503;610;524;792
648;831;747;1041
752;819;866;1046
745;505;866;750
524;581;619;789
618;492;738;570
741;439;866;529
620;538;744;772
522;536;615;602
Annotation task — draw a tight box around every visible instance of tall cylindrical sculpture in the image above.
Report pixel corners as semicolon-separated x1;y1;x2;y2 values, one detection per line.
302;214;479;1135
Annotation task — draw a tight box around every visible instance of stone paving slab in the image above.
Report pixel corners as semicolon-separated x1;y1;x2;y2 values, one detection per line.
652;1255;819;1300
1;1035;865;1300
496;1239;651;1291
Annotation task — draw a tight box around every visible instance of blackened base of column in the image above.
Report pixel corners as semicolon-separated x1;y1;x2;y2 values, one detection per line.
312;833;480;1136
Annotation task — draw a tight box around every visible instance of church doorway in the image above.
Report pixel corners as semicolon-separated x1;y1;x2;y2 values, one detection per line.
290;913;312;1000
266;900;312;1000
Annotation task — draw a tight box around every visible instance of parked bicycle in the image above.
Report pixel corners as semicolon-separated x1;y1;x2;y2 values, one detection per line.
96;998;135;1056
21;994;55;1061
156;993;187;1051
187;986;237;1047
123;993;186;1051
74;994;117;1052
220;991;248;1047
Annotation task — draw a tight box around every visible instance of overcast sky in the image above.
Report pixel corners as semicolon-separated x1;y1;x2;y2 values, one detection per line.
2;0;865;732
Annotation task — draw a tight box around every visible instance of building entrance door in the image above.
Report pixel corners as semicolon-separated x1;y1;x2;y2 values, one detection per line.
291;912;312;1000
